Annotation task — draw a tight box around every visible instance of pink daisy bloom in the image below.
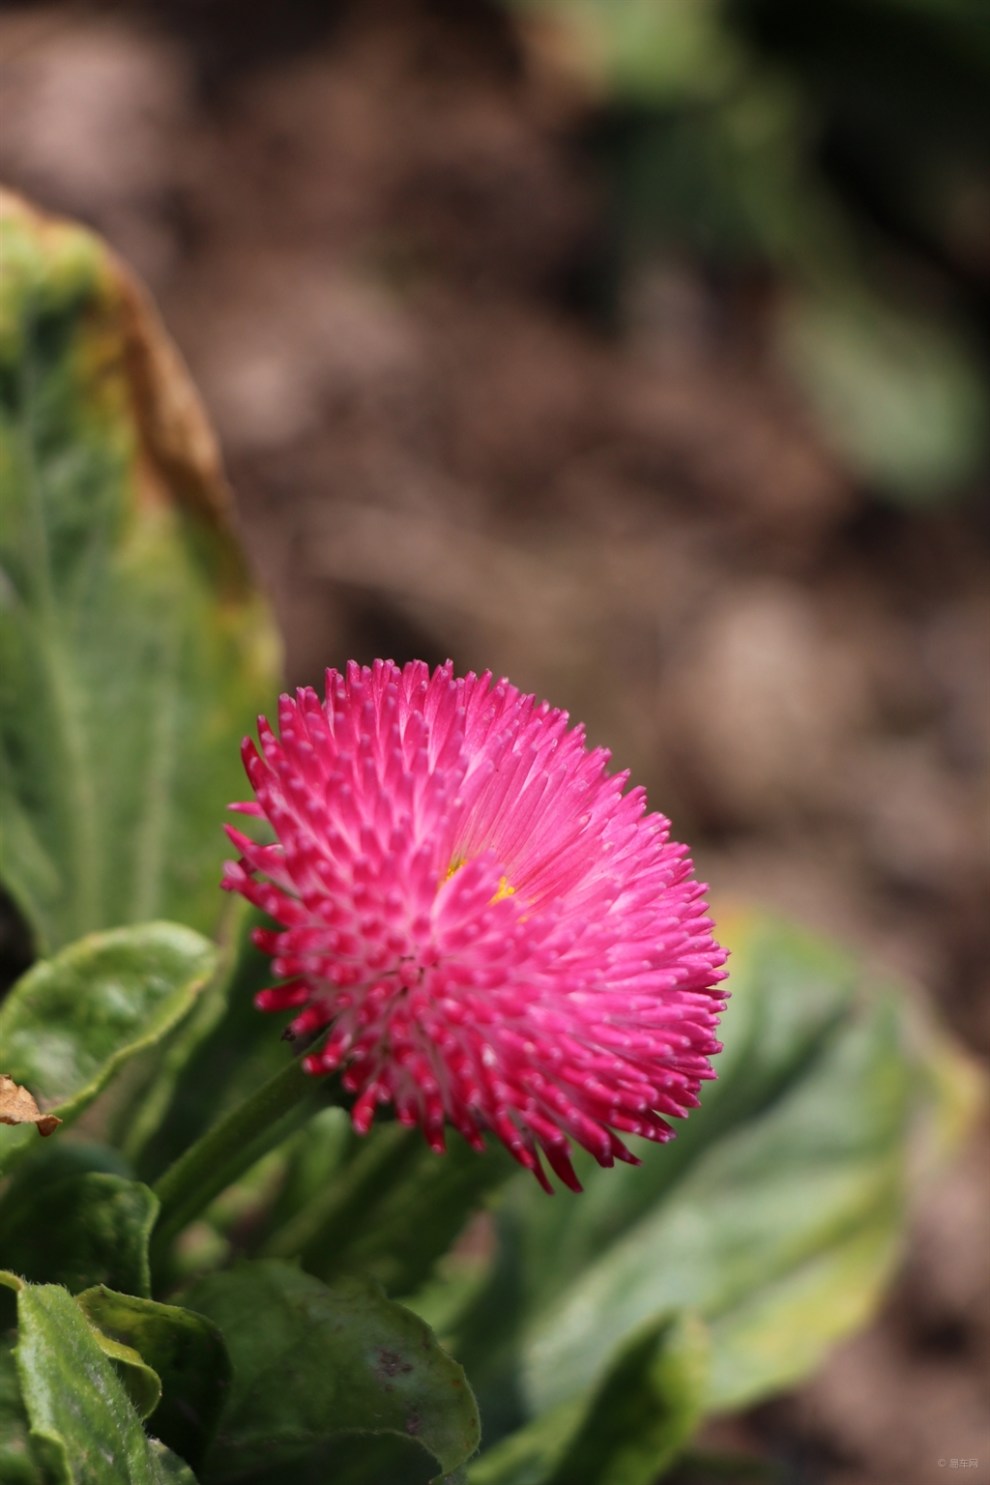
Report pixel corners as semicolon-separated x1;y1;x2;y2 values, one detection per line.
222;660;727;1191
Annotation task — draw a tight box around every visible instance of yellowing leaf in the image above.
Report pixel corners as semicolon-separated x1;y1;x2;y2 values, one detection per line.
0;188;281;954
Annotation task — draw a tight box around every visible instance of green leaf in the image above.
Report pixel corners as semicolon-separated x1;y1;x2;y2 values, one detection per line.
471;1312;708;1485
1;1269;160;1433
78;1286;231;1470
504;0;743;105
150;1443;201;1483
184;1260;480;1485
522;993;907;1414
13;1281;185;1484
0;921;216;1171
488;908;864;1303
84;1322;163;1422
780;284;989;502
0;1337;39;1485
441;910;977;1437
0;1171;157;1295
0;1136;133;1189
0;188;280;956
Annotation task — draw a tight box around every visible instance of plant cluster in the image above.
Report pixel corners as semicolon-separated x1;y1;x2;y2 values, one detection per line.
0;190;975;1485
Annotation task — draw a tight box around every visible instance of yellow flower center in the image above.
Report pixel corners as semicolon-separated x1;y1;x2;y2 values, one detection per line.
443;858;515;903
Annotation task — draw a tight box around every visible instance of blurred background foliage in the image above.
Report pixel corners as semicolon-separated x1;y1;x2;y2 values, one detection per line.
504;0;990;501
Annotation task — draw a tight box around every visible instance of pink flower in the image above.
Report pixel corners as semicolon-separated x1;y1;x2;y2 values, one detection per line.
223;660;727;1191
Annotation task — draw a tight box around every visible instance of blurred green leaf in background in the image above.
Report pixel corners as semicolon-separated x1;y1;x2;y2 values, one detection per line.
412;910;981;1460
506;0;990;502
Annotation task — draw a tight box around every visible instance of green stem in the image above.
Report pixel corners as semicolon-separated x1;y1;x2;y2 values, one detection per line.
260;1122;414;1263
151;1049;328;1257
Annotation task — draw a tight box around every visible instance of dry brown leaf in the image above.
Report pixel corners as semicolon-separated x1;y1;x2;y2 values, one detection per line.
0;1073;61;1137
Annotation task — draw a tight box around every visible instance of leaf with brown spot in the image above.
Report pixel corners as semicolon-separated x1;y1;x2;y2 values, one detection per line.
184;1261;480;1484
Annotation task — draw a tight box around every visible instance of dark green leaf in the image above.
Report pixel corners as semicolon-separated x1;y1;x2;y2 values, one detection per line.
0;189;280;957
0;1171;157;1295
0;921;216;1172
0;1337;39;1485
0;1136;133;1190
78;1286;231;1470
184;1260;480;1484
0;1268;20;1328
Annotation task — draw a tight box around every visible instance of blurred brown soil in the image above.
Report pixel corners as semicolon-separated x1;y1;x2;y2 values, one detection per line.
2;2;988;1480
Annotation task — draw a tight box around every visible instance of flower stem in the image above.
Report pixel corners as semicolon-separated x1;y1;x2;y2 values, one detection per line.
151;1048;328;1258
